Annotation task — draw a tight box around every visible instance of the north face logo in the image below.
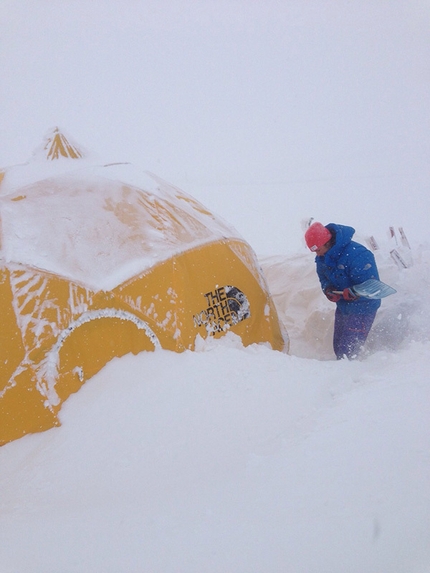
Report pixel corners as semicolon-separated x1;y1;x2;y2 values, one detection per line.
193;285;250;335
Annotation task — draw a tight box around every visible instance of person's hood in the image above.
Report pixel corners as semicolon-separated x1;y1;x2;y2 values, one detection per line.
324;223;355;260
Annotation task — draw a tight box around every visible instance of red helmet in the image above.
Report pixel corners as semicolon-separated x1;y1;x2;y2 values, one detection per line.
305;222;332;251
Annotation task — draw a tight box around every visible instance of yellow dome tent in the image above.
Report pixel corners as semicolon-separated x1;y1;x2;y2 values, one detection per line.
0;128;288;445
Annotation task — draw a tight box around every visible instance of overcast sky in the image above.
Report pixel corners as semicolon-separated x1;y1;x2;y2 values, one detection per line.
1;1;429;253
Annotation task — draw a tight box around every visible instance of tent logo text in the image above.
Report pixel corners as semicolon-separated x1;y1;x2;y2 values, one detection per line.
193;285;250;335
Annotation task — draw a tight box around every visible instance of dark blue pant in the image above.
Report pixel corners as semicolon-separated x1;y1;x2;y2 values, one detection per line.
333;308;377;359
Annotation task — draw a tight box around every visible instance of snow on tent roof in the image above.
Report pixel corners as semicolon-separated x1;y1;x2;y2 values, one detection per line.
0;128;240;291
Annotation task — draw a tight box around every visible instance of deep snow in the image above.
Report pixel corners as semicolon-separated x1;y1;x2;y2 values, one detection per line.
1;233;430;573
1;2;430;572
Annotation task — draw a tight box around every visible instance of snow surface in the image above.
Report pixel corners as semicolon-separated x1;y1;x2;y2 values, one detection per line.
1;2;430;572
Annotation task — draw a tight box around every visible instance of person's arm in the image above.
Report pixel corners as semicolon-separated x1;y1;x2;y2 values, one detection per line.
349;249;379;285
315;257;341;301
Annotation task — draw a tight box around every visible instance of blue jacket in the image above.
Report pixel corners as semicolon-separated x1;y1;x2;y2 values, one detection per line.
315;223;381;315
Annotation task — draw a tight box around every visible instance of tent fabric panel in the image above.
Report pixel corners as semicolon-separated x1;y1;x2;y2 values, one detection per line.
0;367;60;446
116;239;287;352
0;269;26;390
171;240;286;351
55;314;158;403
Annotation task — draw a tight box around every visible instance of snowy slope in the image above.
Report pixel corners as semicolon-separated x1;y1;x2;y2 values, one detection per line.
1;335;430;573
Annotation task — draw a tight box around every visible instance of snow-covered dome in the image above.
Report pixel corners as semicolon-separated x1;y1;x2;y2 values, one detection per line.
0;129;288;446
0;127;239;291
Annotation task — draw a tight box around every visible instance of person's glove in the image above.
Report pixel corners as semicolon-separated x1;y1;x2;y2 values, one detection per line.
343;287;359;301
324;287;341;302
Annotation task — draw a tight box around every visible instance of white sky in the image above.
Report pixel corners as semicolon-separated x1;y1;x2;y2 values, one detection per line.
1;0;429;254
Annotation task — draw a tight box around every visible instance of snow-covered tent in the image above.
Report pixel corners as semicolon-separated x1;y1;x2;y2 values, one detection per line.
0;128;288;445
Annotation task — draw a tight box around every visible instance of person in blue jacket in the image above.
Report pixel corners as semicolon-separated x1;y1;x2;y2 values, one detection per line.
305;221;381;359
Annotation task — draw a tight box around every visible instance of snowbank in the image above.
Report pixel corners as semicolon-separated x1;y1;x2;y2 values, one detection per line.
1;240;430;572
